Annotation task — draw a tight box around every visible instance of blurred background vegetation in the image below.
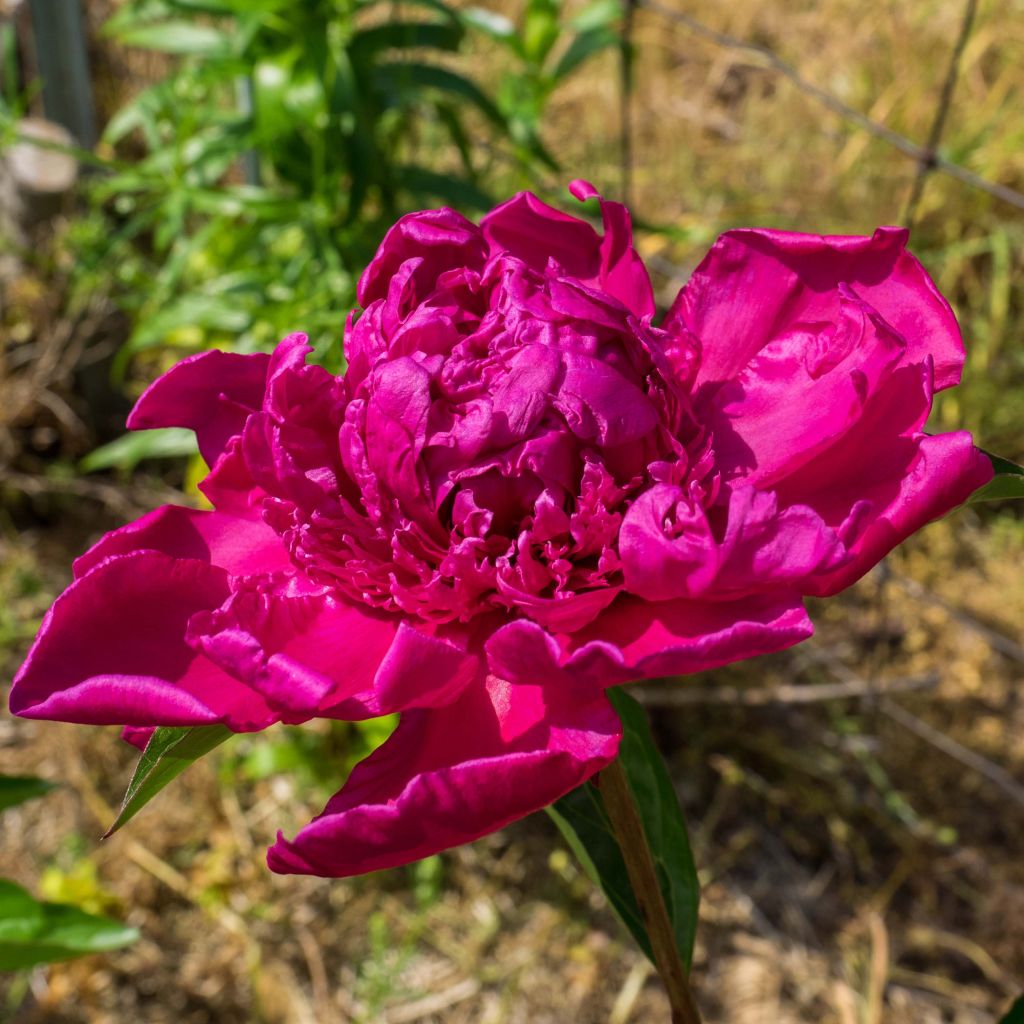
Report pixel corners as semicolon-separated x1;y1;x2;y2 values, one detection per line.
1;0;1024;1021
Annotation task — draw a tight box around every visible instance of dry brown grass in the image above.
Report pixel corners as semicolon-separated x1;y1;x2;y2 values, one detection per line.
3;0;1024;1020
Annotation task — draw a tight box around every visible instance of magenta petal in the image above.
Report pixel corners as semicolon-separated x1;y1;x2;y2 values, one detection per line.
713;486;850;593
198;437;267;514
190;587;478;721
804;433;991;596
266;674;620;877
487;592;813;693
619;483;718;601
482;190;602;281
73;504;292;579
772;361;992;593
128;349;271;466
672;226;966;392
697;291;905;486
9;552;278;730
483;187;654;317
365;357;433;512
121;726;155;751
569;179;655;317
554;350;659;447
357;208;487;307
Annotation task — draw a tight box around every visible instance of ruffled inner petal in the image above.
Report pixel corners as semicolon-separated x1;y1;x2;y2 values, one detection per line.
188;585;478;721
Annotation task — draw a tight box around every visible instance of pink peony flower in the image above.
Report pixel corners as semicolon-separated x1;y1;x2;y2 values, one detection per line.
9;181;991;877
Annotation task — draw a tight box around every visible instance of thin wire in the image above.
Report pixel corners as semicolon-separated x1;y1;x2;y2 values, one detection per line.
620;0;638;207
903;0;979;227
637;0;1024;214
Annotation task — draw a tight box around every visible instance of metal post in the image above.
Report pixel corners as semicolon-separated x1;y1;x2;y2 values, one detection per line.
27;0;97;147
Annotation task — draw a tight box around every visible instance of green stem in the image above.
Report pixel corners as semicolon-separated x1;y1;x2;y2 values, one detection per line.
599;758;703;1024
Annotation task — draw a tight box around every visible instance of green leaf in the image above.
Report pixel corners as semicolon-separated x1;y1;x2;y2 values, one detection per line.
550;26;619;81
117;293;252;373
571;0;623;32
999;995;1024;1023
373;62;506;127
0;879;137;969
548;688;700;969
105;725;233;838
522;0;561;66
395;165;494;210
435;102;475;177
352;20;463;58
969;450;1024;503
460;6;520;48
80;428;198;474
0;774;56;812
113;21;231;57
547;778;656;962
610;688;701;966
163;0;242;13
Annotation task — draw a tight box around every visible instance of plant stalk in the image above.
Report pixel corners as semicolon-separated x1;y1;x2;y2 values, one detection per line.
599;758;703;1024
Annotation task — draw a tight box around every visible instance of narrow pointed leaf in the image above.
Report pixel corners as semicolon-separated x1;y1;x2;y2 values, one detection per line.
0;774;56;811
0;879;137;969
547;778;655;962
113;21;230;57
969;451;1024;504
80;428;197;473
395;165;494;210
373;62;506;127
547;687;700;969
609;687;701;966
550;26;619;81
104;725;233;838
460;6;520;50
352;21;463;58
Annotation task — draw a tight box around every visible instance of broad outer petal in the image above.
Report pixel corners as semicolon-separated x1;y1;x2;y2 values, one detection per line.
486;591;813;693
266;674;620;877
773;363;993;594
128;349;271;466
804;433;990;595
189;588;478;722
73;504;293;579
9;552;278;730
695;291;905;487
670;227;966;392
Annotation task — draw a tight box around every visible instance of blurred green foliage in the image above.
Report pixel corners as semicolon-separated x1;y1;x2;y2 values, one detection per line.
0;776;137;972
223;717;399;801
463;0;621;168
60;0;621;477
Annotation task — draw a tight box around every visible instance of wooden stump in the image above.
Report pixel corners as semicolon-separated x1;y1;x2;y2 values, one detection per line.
0;116;78;266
